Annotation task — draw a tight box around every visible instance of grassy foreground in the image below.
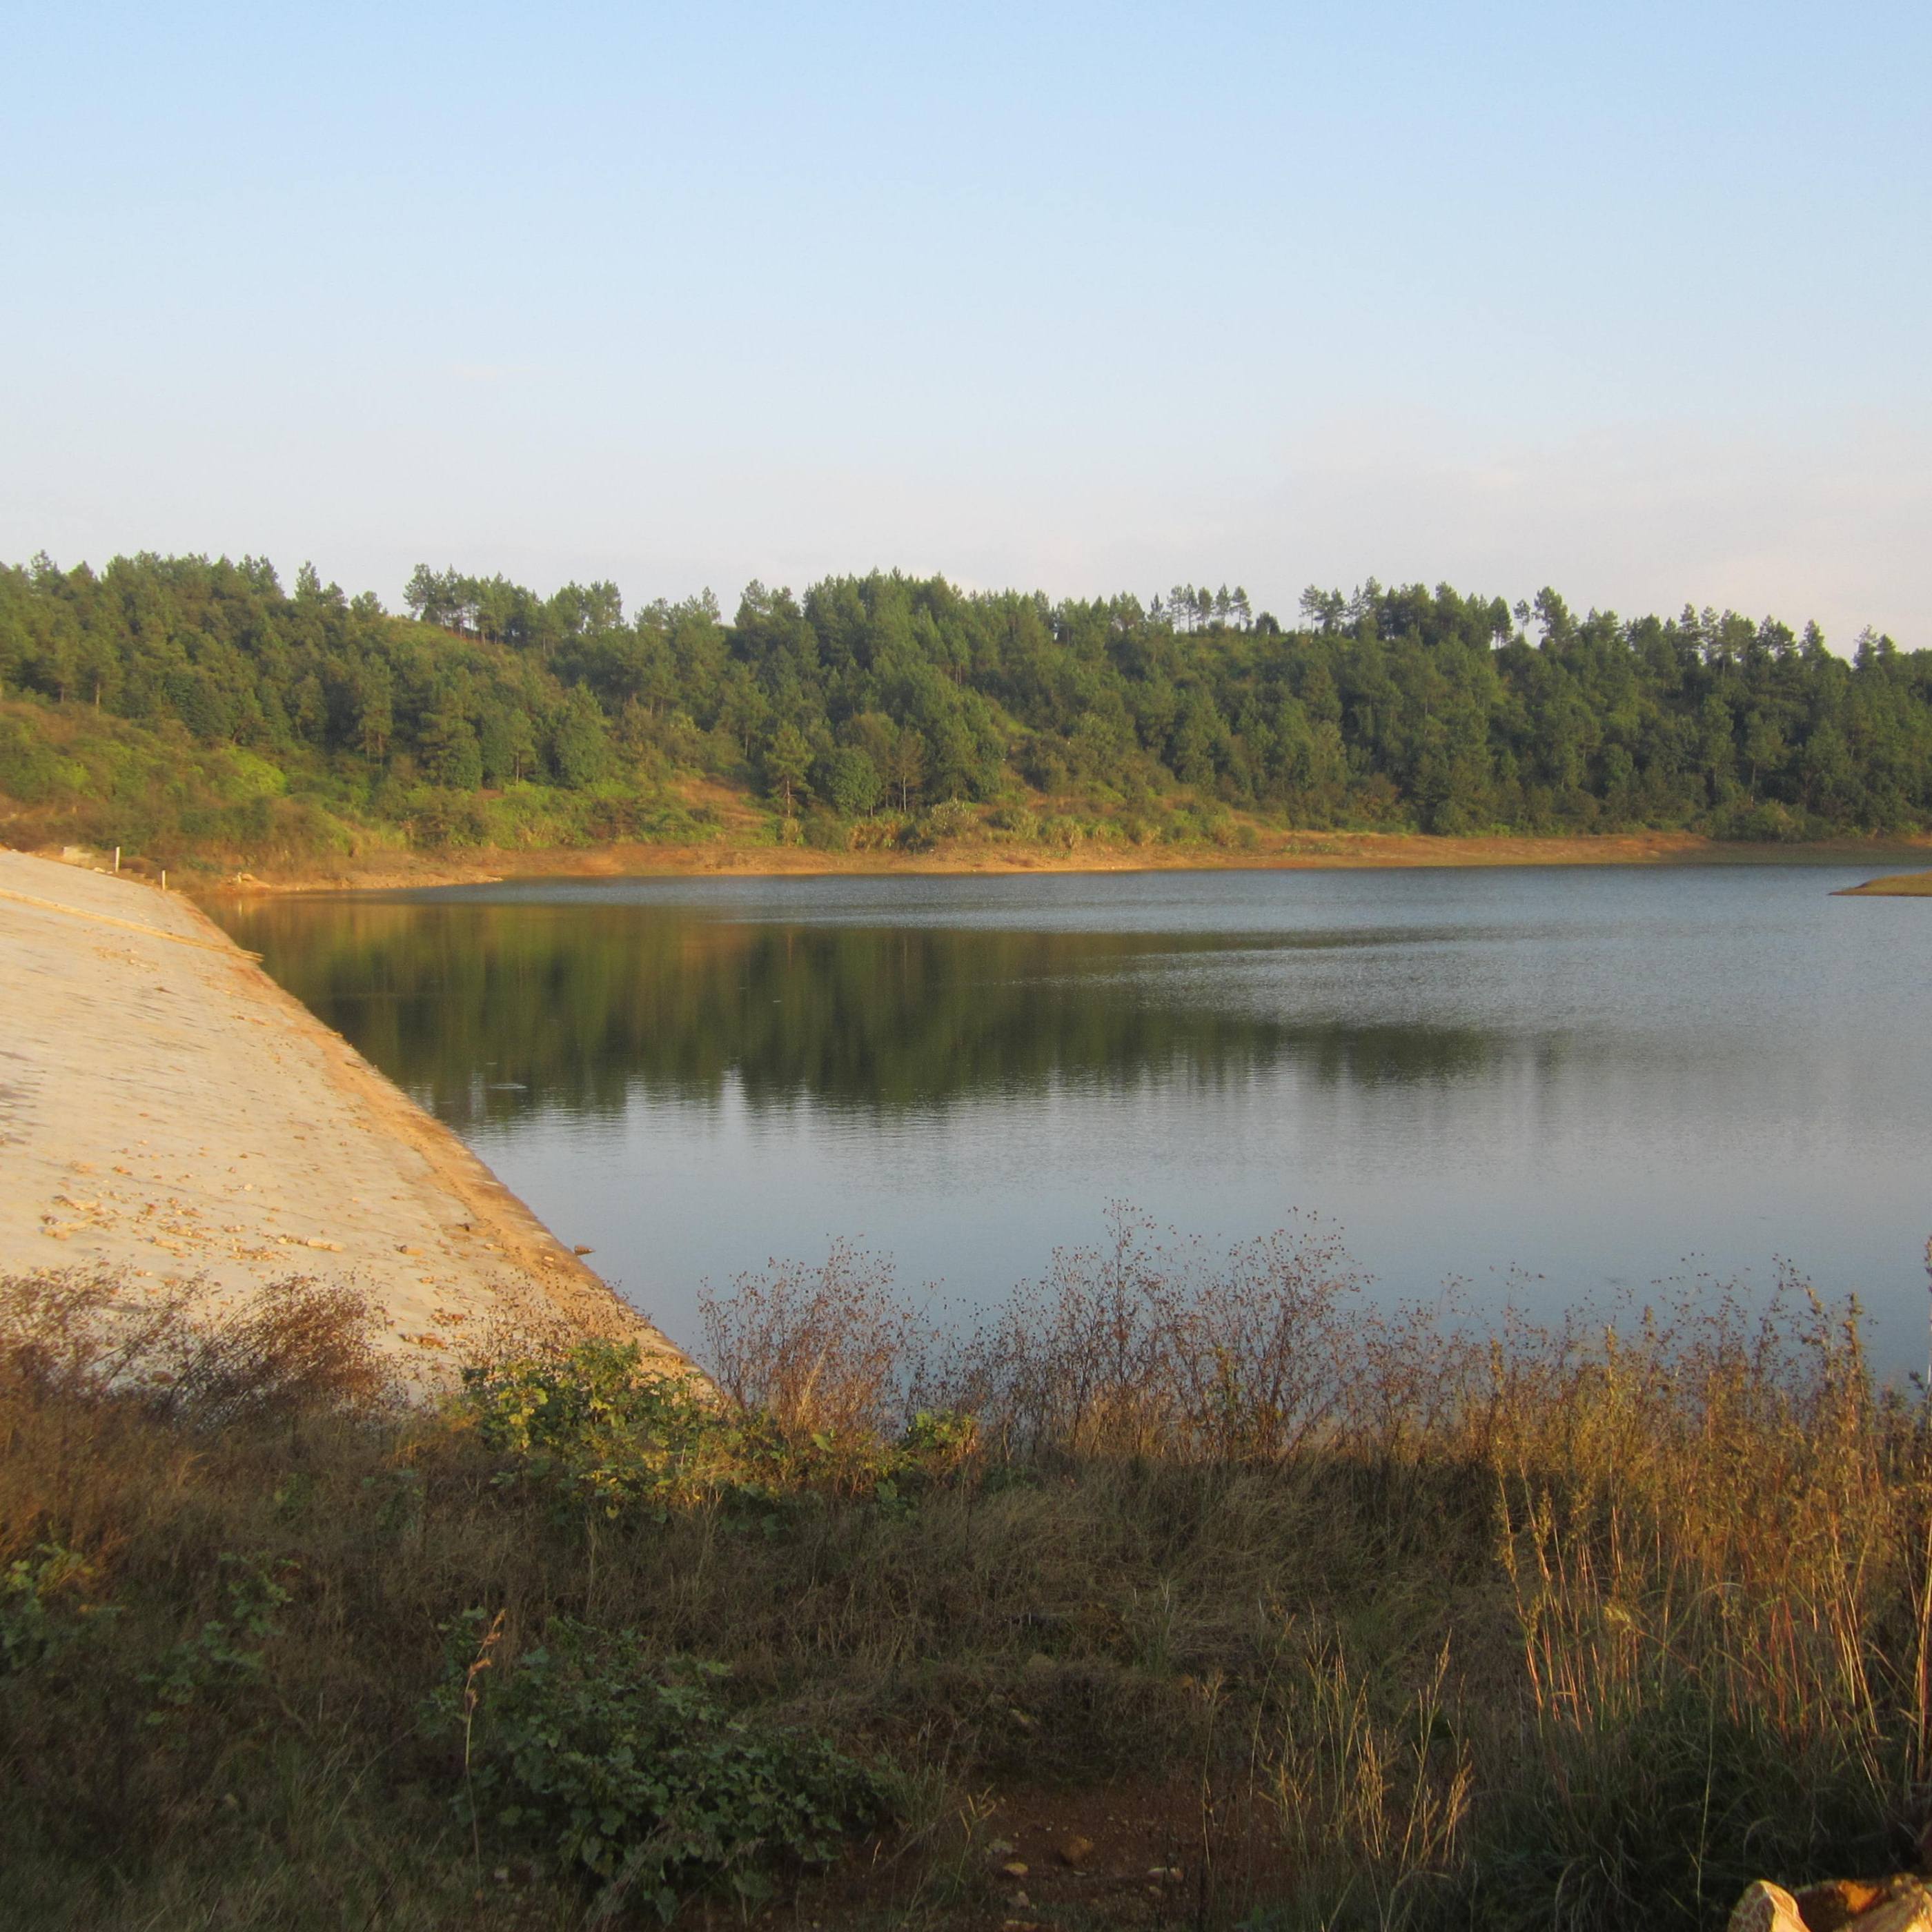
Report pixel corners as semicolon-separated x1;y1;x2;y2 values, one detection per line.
6;1223;1932;1931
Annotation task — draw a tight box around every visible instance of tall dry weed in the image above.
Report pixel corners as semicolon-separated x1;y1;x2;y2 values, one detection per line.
0;1269;388;1424
929;1205;1372;1460
1470;1276;1932;1928
1257;1624;1473;1931
698;1241;923;1435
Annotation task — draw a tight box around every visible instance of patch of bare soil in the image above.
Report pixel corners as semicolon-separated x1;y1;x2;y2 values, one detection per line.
185;828;1932;898
1836;870;1932;896
698;1781;1297;1931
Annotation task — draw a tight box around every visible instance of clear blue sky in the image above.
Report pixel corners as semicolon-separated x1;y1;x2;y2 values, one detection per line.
4;1;1926;643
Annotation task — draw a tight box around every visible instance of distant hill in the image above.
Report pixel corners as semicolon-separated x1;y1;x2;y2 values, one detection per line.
3;552;1927;868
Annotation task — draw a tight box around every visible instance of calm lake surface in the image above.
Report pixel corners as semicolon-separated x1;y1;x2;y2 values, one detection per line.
213;867;1932;1367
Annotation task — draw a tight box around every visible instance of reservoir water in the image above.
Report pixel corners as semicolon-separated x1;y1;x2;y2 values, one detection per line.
213;866;1932;1368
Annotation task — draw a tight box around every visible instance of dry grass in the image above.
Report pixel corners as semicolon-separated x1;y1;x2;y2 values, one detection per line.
929;1209;1371;1461
700;1241;919;1437
3;1239;1931;1930
0;1268;391;1421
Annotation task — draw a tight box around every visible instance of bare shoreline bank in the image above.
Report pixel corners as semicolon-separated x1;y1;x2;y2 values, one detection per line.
144;828;1932;899
0;849;689;1383
1836;871;1932;896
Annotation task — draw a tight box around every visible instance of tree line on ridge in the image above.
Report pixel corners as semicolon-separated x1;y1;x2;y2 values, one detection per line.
1;549;1927;854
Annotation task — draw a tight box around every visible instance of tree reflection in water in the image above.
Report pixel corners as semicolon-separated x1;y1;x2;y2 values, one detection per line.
219;898;1510;1130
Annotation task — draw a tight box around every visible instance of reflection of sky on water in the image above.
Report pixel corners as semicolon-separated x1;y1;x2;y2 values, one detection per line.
217;866;1932;1370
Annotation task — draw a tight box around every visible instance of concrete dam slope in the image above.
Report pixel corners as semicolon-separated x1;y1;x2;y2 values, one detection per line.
0;849;689;1386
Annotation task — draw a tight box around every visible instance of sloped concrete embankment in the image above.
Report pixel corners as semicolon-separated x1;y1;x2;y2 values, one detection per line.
0;849;687;1386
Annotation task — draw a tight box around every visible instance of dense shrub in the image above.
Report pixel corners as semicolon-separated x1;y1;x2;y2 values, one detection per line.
433;1616;888;1918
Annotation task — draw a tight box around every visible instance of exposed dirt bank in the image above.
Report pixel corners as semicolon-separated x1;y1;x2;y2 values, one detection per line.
0;849;688;1386
1837;871;1932;895
150;829;1932;897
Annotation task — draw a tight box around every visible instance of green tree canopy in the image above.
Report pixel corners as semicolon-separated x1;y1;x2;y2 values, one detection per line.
2;552;1926;841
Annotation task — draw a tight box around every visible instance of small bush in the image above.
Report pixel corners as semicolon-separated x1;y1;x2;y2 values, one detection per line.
0;716;73;805
847;814;902;851
142;1554;292;1728
434;1615;890;1918
1;1547;112;1675
0;1270;385;1423
404;789;491;849
699;1242;920;1436
922;798;977;842
580;792;711;844
460;1340;729;1517
938;1206;1369;1460
1713;798;1809;842
800;807;847;850
460;1330;964;1515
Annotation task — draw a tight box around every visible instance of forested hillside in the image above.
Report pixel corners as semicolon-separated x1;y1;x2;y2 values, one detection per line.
1;550;1927;865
